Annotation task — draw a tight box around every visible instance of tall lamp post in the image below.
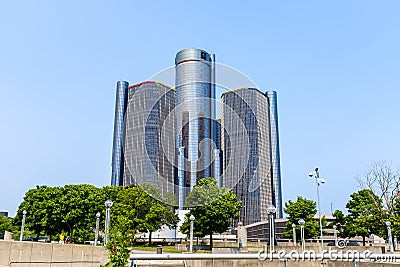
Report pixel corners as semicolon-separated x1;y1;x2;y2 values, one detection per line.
189;215;195;253
19;210;27;241
94;212;101;246
333;225;338;246
386;221;394;252
308;168;326;254
267;204;277;253
298;219;305;251
238;221;243;249
104;199;113;245
292;223;296;246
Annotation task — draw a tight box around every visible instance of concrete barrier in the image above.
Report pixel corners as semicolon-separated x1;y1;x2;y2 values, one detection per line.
0;240;12;266
0;240;109;266
30;242;52;267
4;231;13;241
51;243;73;267
9;241;32;266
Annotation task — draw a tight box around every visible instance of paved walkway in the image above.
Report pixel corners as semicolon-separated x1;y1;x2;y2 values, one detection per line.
130;250;185;266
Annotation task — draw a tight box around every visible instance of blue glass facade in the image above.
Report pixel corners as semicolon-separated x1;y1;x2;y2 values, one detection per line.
222;88;274;225
111;81;129;186
122;82;176;199
175;48;215;197
266;90;283;218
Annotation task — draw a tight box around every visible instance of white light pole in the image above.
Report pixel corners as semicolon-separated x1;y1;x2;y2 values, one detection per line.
386;221;394;252
292;223;296;246
189;215;195;253
19;210;27;241
94;212;101;246
333;225;338;246
238;221;243;249
104;199;113;245
298;219;305;251
308;168;325;254
267;205;277;253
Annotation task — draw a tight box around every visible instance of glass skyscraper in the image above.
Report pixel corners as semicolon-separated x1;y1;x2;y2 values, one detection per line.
175;48;216;203
110;49;282;223
110;81;176;199
221;88;282;224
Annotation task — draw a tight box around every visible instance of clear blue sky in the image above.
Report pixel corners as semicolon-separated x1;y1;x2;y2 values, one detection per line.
1;1;400;216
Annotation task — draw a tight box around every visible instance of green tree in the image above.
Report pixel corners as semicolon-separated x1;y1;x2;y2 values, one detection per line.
13;183;177;250
357;161;400;218
109;184;178;245
180;178;241;248
283;196;319;239
357;161;400;243
13;185;64;240
135;184;178;244
345;189;385;245
110;185;147;233
332;209;346;237
106;215;134;267
13;184;114;242
141;202;178;245
57;184;98;241
0;214;13;236
392;197;400;241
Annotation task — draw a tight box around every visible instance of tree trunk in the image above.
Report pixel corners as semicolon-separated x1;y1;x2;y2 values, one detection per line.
68;224;72;241
149;231;152;245
362;236;366;246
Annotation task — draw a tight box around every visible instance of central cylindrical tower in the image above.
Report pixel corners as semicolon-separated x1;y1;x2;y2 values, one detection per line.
175;48;214;195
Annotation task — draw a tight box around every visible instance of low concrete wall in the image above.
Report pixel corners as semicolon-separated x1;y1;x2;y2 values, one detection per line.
0;240;109;266
184;260;392;267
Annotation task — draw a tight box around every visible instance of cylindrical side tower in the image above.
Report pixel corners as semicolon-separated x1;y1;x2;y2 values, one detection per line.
211;54;216;149
111;80;129;186
175;48;213;193
266;90;283;218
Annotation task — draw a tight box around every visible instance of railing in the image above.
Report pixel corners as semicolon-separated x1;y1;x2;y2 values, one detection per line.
130;252;400;261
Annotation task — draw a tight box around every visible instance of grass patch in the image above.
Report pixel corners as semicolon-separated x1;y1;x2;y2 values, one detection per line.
130;244;181;253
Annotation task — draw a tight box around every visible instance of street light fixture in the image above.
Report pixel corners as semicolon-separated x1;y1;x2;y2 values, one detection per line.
298;218;305;251
104;199;113;245
189;215;195;253
94;212;101;246
19;210;27;241
267;204;277;253
309;167;325;254
386;221;394;252
292;223;296;246
238;221;243;249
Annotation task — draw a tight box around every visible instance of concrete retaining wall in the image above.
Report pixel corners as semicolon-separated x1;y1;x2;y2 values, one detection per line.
0;240;109;266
